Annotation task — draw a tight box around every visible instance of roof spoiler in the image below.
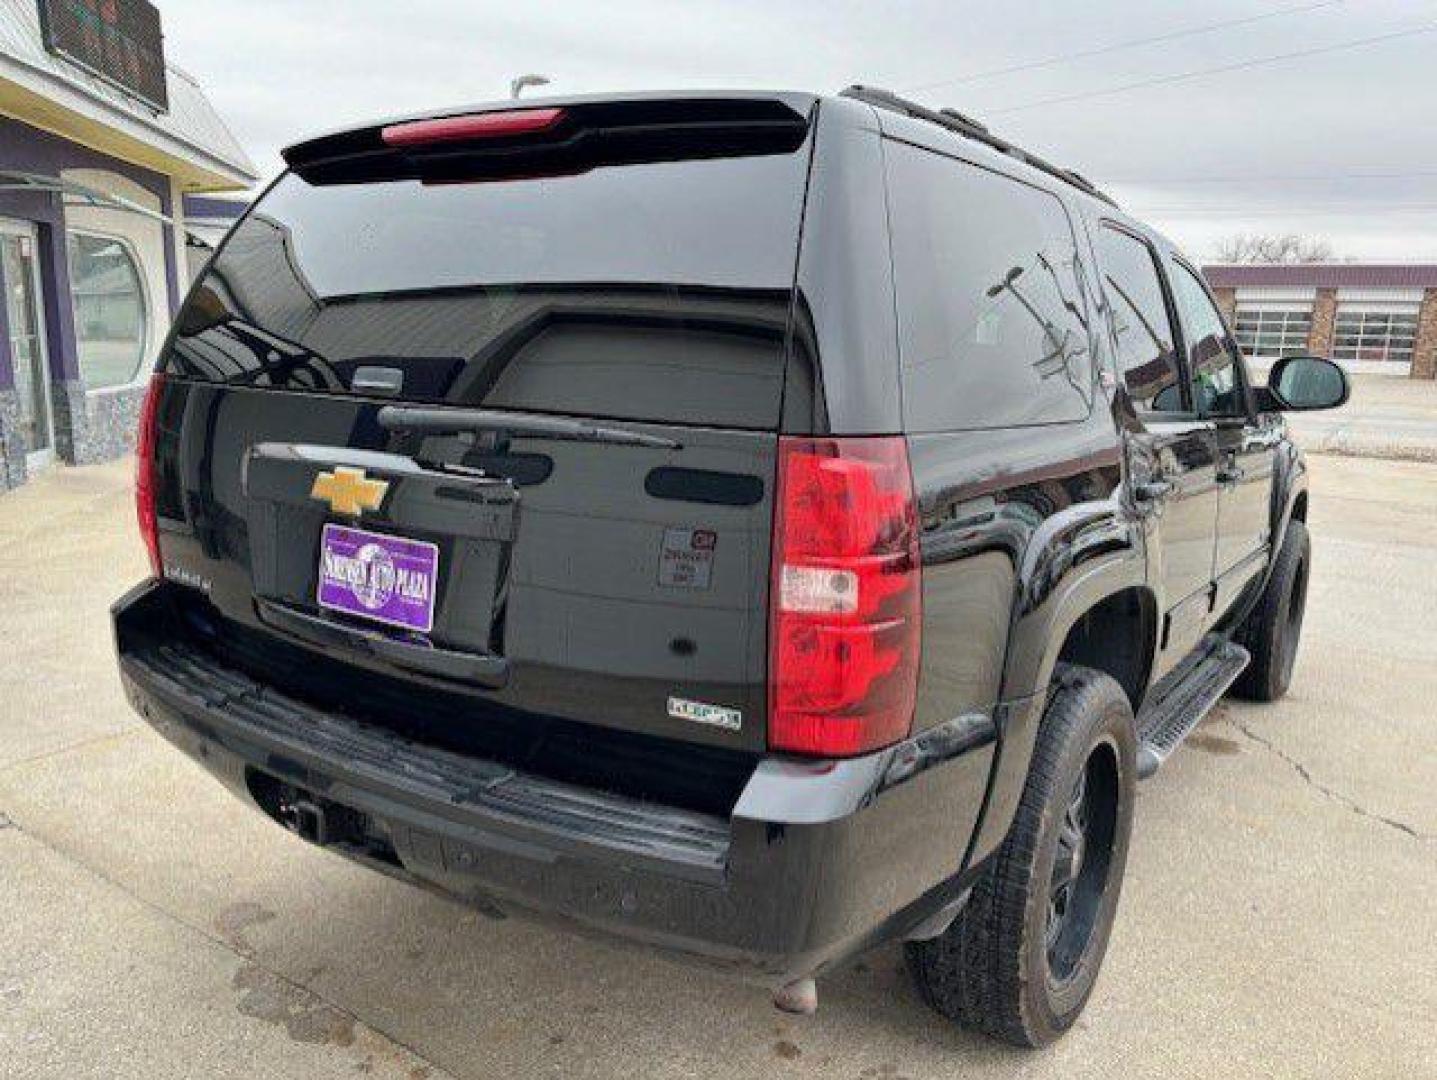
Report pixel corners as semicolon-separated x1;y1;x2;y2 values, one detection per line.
282;97;812;185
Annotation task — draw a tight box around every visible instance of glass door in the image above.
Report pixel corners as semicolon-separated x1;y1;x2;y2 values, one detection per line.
1;221;54;469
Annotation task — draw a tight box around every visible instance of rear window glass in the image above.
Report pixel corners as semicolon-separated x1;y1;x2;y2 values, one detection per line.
164;147;812;429
887;141;1095;432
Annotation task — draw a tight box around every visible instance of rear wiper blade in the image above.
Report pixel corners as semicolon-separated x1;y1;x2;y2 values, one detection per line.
377;406;682;450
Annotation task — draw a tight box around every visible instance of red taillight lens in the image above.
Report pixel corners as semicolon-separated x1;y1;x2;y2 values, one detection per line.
135;373;164;578
380;108;566;148
769;436;921;757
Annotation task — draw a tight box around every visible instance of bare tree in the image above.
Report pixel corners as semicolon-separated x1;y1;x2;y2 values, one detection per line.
1214;233;1334;264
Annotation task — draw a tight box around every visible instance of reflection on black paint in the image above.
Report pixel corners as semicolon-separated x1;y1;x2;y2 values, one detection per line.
912;421;1126;616
1095;226;1183;412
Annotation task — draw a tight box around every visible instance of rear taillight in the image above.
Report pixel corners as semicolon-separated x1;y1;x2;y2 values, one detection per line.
135;373;164;578
769;436;922;757
380;108;566;148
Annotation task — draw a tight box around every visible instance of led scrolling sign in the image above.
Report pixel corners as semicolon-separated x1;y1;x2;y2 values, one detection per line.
38;0;168;113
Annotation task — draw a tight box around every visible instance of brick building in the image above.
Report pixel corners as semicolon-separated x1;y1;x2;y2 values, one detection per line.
1205;263;1437;380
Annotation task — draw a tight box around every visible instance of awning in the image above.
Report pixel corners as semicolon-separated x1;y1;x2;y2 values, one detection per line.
0;169;237;254
0;169;175;225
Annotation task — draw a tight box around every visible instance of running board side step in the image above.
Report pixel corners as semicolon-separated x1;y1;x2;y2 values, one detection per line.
1135;635;1250;779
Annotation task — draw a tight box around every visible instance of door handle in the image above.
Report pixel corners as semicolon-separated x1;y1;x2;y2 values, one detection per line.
1216;466;1245;484
1133;479;1174;502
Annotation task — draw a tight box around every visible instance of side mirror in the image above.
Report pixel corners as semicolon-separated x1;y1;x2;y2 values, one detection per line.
1265;355;1350;412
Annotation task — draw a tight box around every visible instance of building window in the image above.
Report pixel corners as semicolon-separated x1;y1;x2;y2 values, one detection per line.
1233;306;1312;358
1333;308;1418;363
67;231;149;389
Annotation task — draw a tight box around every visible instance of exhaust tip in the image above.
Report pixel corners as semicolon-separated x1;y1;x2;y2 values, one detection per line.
772;977;818;1015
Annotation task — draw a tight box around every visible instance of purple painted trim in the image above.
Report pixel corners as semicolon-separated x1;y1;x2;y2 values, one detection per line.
1205;263;1437;290
35;220;79;381
183;193;248;220
0;115;181;380
0;260;12;391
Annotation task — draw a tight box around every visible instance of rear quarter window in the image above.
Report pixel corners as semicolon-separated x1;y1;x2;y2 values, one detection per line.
886;140;1095;433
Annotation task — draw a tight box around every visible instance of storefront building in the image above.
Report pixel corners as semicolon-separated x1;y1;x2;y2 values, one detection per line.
1205;263;1437;380
1;0;256;490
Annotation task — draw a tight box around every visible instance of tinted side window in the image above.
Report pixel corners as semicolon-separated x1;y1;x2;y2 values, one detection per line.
887;142;1093;432
1095;226;1182;412
1170;261;1247;417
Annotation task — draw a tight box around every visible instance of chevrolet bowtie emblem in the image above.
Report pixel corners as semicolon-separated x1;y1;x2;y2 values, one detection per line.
310;467;389;517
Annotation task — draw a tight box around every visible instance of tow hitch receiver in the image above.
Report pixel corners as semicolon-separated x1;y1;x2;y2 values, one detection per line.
277;792;330;844
262;778;368;849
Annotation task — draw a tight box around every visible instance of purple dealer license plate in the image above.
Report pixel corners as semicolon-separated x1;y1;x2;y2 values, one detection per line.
316;524;439;633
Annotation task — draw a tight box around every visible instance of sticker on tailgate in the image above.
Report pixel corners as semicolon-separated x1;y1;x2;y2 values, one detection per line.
317;524;438;633
658;527;716;589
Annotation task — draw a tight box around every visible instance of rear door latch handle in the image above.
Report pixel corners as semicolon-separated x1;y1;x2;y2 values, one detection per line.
1216;466;1244;484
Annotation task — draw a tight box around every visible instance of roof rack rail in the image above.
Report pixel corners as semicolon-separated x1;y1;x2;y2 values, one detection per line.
839;85;1118;208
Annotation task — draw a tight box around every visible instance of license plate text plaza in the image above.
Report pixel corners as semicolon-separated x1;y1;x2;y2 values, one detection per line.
316;524;438;633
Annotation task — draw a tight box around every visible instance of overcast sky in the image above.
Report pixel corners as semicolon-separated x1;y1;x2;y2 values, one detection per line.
163;0;1437;261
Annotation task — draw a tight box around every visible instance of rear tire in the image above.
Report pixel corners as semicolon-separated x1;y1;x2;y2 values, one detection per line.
906;665;1136;1047
1231;519;1310;702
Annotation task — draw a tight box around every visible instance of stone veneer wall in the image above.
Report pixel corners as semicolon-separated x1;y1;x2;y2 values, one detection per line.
49;380;146;466
0;389;25;490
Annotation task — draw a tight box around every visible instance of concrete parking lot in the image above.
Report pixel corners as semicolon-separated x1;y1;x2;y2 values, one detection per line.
1284;373;1437;461
0;453;1433;1079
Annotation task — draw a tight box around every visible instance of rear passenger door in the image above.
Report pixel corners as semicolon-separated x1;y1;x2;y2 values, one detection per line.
1094;225;1220;668
1166;258;1278;616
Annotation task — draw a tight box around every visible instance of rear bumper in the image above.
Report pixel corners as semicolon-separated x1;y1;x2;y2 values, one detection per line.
114;580;998;984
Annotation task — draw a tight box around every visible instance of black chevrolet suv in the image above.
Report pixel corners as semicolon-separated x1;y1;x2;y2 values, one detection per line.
113;88;1348;1047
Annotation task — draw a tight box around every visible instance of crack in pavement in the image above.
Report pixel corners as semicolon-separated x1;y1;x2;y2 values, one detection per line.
0;729;142;776
1230;718;1435;846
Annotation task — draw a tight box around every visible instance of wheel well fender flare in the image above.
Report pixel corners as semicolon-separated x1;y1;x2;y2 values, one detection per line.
966;554;1156;871
1270;444;1309;557
998;549;1154;707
